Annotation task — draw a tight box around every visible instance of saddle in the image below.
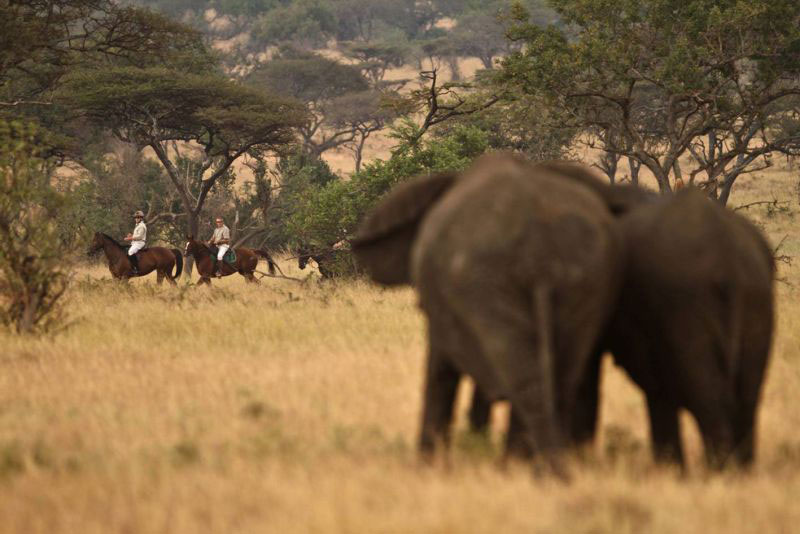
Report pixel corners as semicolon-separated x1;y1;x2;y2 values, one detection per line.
209;246;236;264
124;246;149;256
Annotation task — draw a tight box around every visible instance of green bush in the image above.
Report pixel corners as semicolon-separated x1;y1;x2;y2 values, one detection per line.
283;125;489;262
0;122;74;334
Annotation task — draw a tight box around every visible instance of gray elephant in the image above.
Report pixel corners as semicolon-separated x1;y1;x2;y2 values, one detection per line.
468;185;774;470
602;188;774;469
352;153;624;475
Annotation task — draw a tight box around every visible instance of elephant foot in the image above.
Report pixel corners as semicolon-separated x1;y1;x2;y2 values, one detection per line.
531;451;571;483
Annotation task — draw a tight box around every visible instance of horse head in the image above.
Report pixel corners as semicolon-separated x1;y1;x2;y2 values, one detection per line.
184;235;195;257
298;252;310;270
87;232;105;256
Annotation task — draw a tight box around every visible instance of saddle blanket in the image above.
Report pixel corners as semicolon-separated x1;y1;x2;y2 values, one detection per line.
211;247;236;264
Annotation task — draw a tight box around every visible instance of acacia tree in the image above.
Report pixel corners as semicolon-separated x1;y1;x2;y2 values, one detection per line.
0;0;199;106
499;0;800;202
327;90;398;171
246;52;376;159
62;66;307;274
0;0;205;164
339;41;410;86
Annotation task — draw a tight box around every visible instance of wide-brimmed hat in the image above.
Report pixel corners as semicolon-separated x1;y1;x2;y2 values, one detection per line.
133;210;145;218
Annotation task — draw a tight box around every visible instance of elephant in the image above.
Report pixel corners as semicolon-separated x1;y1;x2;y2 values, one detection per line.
467;185;774;470
600;187;775;469
352;153;625;475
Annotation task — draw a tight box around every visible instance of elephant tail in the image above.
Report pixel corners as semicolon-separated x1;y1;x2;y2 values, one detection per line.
171;249;184;280
500;284;568;479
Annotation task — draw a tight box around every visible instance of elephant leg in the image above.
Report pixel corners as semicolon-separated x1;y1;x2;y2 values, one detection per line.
468;384;492;434
505;408;533;460
418;348;460;461
732;332;770;467
567;349;602;447
732;400;757;467
646;395;683;466
693;399;736;470
732;365;767;467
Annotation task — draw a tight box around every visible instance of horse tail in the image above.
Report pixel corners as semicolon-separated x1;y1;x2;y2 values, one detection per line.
255;249;277;275
171;249;184;280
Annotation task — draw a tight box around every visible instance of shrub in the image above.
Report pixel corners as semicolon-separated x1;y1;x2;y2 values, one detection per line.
283;125;489;261
0;122;73;334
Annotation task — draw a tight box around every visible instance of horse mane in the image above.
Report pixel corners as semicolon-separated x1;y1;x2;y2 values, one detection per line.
101;233;125;249
189;237;212;255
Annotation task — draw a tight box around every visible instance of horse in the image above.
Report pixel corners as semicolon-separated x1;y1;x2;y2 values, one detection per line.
88;232;183;284
183;235;276;285
298;247;360;279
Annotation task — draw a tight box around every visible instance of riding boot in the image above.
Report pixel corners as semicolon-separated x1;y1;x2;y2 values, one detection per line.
129;254;139;276
215;260;223;278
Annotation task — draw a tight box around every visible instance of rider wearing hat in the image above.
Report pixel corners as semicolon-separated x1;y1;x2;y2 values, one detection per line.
124;210;147;275
207;216;230;277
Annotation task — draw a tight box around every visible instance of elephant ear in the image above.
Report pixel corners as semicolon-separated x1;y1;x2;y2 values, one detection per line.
537;160;657;215
352;172;457;286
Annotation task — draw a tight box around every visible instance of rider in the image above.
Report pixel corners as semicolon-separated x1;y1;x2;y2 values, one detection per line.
207;216;230;278
124;210;147;275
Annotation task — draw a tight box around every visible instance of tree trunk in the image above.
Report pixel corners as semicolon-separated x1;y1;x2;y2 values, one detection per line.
599;150;619;184
183;211;200;279
628;157;641;186
447;56;461;81
353;134;368;172
718;167;744;206
672;159;685;190
653;166;672;193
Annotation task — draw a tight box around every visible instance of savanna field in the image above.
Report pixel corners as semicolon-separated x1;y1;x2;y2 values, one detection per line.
2;166;800;533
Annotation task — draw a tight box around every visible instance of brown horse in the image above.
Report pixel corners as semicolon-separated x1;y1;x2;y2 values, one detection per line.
183;235;276;285
88;232;183;284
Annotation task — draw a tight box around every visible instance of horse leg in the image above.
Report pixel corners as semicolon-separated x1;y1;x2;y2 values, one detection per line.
157;270;164;285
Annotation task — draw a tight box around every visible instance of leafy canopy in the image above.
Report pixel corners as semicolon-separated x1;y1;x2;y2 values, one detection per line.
499;0;800;198
61;66;307;157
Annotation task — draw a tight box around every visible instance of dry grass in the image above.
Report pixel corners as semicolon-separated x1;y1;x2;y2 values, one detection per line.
1;165;800;533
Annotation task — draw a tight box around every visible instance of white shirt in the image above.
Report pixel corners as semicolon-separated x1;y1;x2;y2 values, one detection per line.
131;221;147;243
211;225;230;244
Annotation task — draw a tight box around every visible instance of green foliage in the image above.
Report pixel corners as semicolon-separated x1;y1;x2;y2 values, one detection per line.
432;92;576;160
251;0;338;49
498;0;800;197
262;151;338;250
214;0;284;16
61;62;307;249
339;40;409;84
0;1;209;160
0;122;73;334
246;52;368;103
61;66;304;153
282;125;488;251
74;143;175;241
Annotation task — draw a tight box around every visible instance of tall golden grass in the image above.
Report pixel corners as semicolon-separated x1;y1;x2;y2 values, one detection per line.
1;165;799;533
